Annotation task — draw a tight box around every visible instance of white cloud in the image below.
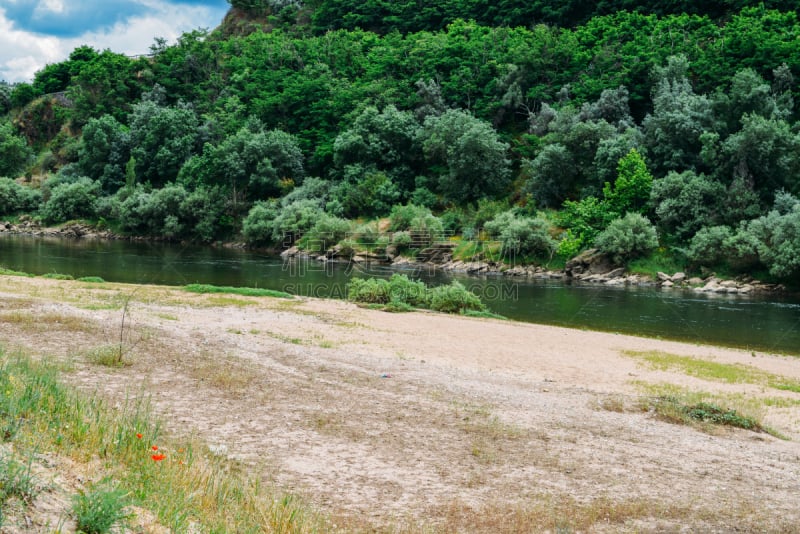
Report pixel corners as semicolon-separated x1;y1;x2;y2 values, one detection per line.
0;2;227;83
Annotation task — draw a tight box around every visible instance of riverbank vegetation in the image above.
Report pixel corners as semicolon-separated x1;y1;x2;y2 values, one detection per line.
1;1;800;285
0;349;324;532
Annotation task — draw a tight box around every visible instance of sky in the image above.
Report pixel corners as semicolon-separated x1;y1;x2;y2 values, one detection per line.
0;0;230;83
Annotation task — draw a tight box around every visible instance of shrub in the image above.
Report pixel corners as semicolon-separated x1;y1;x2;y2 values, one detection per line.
388;204;430;231
484;210;557;259
0;178;41;215
428;281;486;314
71;483;132;534
651;171;725;239
687;225;733;265
41;177;100;223
241;200;280;245
269;199;324;244
347;277;391;304
391;231;413;251
302;214;351;251
594;213;659;264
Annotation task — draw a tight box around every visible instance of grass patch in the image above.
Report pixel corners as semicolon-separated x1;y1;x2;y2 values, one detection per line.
77;276;106;283
71;481;132;534
627;249;686;279
0;311;97;334
625;350;800;393
40;273;75;280
461;309;506;320
183;284;293;299
632;382;786;437
0;349;325;532
0;267;34;278
84;345;131;368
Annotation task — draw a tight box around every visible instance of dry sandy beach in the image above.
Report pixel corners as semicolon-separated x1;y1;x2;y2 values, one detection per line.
1;275;799;532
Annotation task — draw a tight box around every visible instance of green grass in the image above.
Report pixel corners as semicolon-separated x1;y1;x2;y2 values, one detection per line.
0;267;34;278
77;276;106;283
183;284;294;299
627;249;686;278
71;481;132;534
632;382;790;438
624;350;800;393
461;309;507;320
0;349;325;532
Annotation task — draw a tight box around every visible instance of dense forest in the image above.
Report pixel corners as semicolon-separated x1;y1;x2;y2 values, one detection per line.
1;1;800;283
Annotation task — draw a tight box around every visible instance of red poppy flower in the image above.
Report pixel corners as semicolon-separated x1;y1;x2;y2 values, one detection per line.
152;445;158;451
136;433;142;439
151;454;166;461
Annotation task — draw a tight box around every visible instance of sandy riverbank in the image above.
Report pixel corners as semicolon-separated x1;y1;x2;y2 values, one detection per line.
1;275;799;532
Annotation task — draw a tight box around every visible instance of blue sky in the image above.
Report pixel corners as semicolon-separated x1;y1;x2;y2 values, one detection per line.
0;0;230;82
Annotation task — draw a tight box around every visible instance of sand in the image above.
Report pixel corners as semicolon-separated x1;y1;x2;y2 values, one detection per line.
1;275;799;532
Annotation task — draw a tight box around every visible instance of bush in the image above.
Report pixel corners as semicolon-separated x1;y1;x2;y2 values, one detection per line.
71;483;132;534
242;200;280;245
651;171;725;239
0;178;41;215
484;210;557;260
269;199;324;244
595;213;659;264
428;281;486;314
687;225;733;265
388;204;430;231
41;177;100;223
302;214;351;251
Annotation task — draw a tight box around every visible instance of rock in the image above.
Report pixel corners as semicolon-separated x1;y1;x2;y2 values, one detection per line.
657;271;671;282
606;267;626;279
671;272;687;283
416;242;456;264
565;248;615;278
661;281;674;288
687;277;704;286
720;280;738;289
281;246;299;258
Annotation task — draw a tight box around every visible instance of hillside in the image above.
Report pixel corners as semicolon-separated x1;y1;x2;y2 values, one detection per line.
0;1;799;285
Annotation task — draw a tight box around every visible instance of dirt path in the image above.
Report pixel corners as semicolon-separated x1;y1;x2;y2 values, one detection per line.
1;276;799;532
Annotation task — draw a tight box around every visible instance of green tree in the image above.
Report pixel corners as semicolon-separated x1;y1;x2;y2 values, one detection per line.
421;109;510;204
77;115;131;193
0;122;32;177
651;171;726;239
602;148;653;216
129;98;200;188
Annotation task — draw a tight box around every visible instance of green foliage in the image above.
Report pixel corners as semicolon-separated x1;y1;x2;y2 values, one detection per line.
687;225;734;266
0;122;32;178
77;115;130;193
71;482;132;534
41;177;100;224
347;274;486;314
129;98;199;188
421;110;511;204
484;210;556;259
595;213;659;264
602;148;653;216
0;454;38;505
301;214;352;251
335;168;400;218
651;171;726;239
183;284;294;298
0;178;41;216
78;276;106;283
428;281;486;314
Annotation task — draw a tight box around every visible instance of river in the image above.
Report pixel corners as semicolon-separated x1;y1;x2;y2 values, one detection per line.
1;234;798;354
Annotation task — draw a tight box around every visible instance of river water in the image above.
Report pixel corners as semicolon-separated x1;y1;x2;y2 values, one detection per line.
1;234;798;354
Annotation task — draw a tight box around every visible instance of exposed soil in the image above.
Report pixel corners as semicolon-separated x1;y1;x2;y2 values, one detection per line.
1;275;799;532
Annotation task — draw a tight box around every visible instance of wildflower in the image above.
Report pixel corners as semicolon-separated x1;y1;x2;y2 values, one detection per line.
152;445;158;451
136;433;142;439
151;454;166;461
